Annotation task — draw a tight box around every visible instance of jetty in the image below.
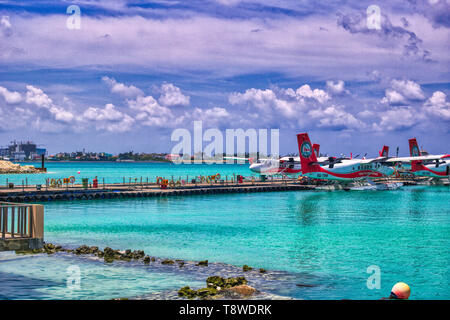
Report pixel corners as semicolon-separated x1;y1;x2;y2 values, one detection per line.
0;179;315;203
0;202;44;251
0;176;438;203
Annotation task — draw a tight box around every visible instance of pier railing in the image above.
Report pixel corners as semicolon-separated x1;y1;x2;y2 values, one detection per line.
0;202;44;240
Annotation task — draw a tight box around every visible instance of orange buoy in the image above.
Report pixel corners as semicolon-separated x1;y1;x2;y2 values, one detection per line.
390;282;411;299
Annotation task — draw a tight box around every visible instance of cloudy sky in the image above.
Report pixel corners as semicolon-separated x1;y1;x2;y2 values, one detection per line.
0;0;449;156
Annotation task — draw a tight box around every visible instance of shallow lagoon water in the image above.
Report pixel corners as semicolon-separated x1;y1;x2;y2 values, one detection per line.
0;163;449;300
1;184;448;300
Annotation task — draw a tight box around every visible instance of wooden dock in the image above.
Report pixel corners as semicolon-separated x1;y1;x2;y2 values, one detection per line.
0;202;44;251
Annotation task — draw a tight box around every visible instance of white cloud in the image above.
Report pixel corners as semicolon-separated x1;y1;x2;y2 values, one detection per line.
25;85;74;123
390;79;425;100
326;80;348;95
25;85;53;108
377;107;418;131
189;107;232;127
0;86;22;104
424;91;450;120
158;83;190;107
102;76;143;98
308;105;362;130
229;87;302;119
128;95;175;127
83;103;125;122
0;15;12;37
381;89;406;105
296;84;330;104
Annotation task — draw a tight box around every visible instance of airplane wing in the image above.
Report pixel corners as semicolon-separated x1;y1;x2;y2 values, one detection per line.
360;156;389;163
385;154;450;162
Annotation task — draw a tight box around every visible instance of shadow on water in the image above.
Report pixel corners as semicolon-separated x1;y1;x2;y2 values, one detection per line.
0;271;62;300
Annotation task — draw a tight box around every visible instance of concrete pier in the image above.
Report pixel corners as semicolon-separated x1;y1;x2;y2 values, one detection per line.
0;176;441;203
0;180;315;203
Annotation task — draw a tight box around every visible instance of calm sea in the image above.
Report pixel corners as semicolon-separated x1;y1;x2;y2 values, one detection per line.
0;163;448;300
1;162;252;186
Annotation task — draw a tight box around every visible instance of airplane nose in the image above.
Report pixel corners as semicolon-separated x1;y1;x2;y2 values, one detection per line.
249;163;260;172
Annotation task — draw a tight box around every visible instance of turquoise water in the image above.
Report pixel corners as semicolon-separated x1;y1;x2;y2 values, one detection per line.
0;162;253;186
1;179;449;300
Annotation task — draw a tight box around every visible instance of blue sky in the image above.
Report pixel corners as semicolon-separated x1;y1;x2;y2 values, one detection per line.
0;0;449;156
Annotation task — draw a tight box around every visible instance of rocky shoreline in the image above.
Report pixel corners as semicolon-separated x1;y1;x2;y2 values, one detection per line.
17;243;293;300
0;160;41;174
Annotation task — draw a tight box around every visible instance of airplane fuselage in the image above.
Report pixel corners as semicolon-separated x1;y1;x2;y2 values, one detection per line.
412;160;450;178
302;159;394;181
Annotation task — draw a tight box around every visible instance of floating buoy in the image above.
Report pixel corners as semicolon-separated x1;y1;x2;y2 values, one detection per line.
390;282;411;299
77;171;81;174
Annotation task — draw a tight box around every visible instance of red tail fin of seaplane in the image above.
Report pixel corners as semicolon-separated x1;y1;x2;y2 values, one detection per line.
312;144;320;158
409;138;423;172
379;146;389;158
297;133;320;174
409;138;421;157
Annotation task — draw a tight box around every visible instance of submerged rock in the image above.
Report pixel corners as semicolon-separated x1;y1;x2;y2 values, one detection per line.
178;276;252;300
196;260;208;266
242;265;253;272
178;286;197;299
161;259;175;265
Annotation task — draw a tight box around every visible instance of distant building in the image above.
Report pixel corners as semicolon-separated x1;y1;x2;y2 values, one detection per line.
0;140;46;160
165;154;180;161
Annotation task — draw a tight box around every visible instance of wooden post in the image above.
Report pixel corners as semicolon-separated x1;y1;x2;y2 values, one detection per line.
11;206;15;238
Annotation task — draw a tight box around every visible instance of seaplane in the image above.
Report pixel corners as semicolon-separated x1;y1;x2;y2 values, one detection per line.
387;138;450;179
226;144;327;176
297;133;401;190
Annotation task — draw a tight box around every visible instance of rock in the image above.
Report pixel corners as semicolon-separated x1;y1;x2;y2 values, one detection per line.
196;287;218;299
151;257;156;262
178;261;185;268
206;276;225;288
161;259;175;265
132;250;145;259
75;245;90;255
224;276;247;288
223;285;257;297
259;268;266;273
206;276;247;289
242;265;253;272
89;246;99;254
296;283;316;288
178;286;197;299
0;160;40;174
143;256;151;264
196;260;208;266
103;247;121;262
